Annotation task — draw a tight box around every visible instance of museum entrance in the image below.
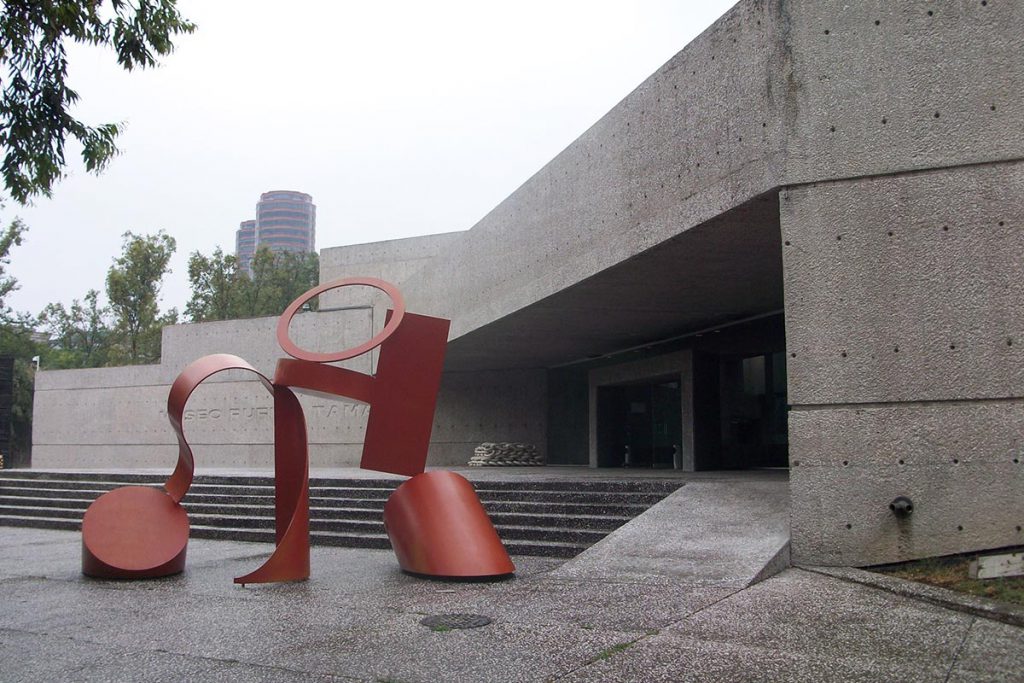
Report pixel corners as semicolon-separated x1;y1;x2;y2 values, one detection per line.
596;376;683;468
586;316;789;471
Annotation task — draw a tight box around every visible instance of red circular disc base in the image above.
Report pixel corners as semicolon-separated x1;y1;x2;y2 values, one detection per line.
82;486;190;579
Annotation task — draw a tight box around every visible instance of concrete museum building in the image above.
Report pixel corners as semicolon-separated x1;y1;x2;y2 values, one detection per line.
31;1;1024;569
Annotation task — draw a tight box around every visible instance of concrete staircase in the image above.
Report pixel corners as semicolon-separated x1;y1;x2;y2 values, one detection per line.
0;471;683;558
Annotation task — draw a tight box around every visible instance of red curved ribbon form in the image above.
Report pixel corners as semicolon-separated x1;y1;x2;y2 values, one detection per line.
164;353;309;584
165;354;273;503
233;385;310;584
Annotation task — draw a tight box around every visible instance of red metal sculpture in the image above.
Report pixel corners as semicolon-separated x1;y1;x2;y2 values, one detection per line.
81;277;514;582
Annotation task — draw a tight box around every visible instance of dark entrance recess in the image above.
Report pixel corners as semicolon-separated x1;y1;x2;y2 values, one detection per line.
590;315;788;470
546;315;789;469
597;377;683;468
695;350;788;469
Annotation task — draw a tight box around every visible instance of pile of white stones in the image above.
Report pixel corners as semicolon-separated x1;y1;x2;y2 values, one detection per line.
468;442;543;467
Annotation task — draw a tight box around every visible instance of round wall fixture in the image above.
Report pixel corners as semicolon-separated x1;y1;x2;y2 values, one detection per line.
889;496;914;518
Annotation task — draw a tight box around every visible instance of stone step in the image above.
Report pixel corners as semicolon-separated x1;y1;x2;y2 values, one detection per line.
0;481;669;507
0;486;122;500
0;496;633;535
0;514;591;560
0;514;80;531
0;471;680;558
0;492;651;522
189;513;611;544
0;494;96;508
0;505;84;520
0;472;683;494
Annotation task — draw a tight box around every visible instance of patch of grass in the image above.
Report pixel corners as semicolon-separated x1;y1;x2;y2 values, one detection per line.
594;640;636;661
872;548;1024;606
430;625;453;633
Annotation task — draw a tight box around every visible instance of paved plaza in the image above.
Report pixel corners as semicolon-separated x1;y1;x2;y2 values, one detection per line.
2;526;1022;682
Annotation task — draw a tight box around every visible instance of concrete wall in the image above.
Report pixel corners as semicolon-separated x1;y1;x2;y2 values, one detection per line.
33;309;375;469
778;0;1024;565
319;232;464;309
432;369;547;466
34;309;545;470
782;161;1024;566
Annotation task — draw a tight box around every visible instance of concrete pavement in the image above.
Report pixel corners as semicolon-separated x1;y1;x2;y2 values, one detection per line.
2;526;1022;682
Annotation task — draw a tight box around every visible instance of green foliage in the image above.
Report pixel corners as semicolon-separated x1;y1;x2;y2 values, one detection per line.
0;215;38;461
0;215;26;319
185;247;243;322
36;230;175;369
0;319;40;460
593;640;637;662
186;246;319;323
37;289;111;369
105;230;176;364
0;1;195;203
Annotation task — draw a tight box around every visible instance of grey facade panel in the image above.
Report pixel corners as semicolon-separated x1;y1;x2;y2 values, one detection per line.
782;161;1024;406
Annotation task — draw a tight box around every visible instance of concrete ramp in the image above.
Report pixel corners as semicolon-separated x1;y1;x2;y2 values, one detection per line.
552;478;790;587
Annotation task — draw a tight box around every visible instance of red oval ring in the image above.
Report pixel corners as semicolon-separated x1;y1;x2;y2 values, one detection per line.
276;277;406;363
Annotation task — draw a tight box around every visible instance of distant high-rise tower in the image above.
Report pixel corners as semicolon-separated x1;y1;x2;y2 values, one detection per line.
234;191;316;274
235;219;256;272
256;190;316;254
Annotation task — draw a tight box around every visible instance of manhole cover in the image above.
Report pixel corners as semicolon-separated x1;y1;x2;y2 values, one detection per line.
420;613;493;630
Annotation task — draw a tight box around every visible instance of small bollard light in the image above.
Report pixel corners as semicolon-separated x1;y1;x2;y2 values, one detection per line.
889;496;914;518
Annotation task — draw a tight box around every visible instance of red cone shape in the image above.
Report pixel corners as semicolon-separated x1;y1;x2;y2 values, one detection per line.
383;471;514;579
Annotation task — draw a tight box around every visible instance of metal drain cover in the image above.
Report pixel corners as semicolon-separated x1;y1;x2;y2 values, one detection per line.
420;613;492;630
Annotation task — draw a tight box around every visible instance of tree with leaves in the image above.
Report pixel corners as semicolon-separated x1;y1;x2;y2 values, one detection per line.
186;246;318;322
106;230;176;364
0;1;195;204
184;247;245;322
0;215;25;320
0;217;38;462
37;289;112;369
244;247;319;317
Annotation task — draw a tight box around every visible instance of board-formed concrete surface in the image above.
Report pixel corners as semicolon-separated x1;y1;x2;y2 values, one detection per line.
782;160;1024;565
318;231;464;309
3;527;1022;682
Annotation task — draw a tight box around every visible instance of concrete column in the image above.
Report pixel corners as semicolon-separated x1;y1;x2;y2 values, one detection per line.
782;161;1024;566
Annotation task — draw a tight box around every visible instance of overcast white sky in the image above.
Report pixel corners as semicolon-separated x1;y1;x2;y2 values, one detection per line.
6;0;735;318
